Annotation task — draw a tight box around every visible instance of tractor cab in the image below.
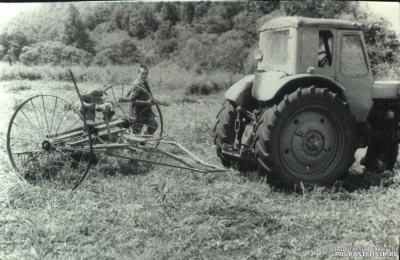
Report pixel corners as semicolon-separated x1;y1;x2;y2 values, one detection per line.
254;16;374;121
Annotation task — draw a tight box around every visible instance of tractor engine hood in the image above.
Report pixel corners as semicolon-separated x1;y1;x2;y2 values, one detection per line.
224;70;290;106
224;74;255;108
372;81;400;99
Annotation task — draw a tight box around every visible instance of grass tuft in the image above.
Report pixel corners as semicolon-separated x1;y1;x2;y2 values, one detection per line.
6;83;32;93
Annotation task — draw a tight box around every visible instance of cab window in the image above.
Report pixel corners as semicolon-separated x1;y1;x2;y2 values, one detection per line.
340;35;368;77
318;30;333;67
260;30;289;66
301;30;333;68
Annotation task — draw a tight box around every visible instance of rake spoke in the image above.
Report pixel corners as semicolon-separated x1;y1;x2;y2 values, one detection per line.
19;152;42;169
55;118;82;138
50;153;76;175
49;97;58;136
19;108;41;134
134;106;152;118
30;99;44;135
12;122;41;143
54;106;71;137
10;136;40;143
55;148;88;169
111;86;130;120
42;96;51;137
23;140;41;154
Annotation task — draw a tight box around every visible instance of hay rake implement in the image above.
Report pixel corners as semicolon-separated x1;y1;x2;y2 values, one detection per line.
7;70;229;190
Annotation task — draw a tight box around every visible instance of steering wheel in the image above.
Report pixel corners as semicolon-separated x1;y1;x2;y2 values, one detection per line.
318;51;329;67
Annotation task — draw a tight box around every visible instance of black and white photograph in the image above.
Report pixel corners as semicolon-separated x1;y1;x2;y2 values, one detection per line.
0;1;399;258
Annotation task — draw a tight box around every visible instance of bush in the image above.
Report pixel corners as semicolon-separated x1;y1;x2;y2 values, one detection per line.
178;96;200;104
176;31;248;74
185;79;228;95
93;31;140;65
155;39;178;59
243;46;258;74
20;41;93;66
213;39;247;73
176;38;205;70
18;71;41;80
6;82;32;93
20;46;40;66
61;46;94;66
373;63;400;80
93;49;114;66
141;49;160;67
186;83;211;95
36;41;65;65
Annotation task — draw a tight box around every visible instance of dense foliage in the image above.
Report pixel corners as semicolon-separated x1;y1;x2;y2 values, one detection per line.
0;1;398;76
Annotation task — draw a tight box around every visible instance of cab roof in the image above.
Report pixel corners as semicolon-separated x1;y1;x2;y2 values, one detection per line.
260;16;364;31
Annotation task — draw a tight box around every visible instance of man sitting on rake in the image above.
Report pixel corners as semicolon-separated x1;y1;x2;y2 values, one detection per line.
76;88;115;133
73;88;116;165
119;64;158;136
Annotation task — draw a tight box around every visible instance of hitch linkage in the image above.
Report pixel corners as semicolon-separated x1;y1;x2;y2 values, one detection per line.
222;106;257;162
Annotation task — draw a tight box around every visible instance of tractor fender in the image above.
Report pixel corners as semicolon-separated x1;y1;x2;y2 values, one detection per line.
225;75;257;109
252;73;347;102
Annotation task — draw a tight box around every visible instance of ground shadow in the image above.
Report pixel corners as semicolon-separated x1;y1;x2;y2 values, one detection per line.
333;166;399;193
238;162;399;194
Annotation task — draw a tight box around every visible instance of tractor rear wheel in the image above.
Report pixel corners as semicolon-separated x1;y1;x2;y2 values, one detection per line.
254;86;357;188
214;100;240;167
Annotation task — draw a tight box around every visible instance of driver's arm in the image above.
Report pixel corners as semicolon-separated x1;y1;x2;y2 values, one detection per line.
129;85;153;105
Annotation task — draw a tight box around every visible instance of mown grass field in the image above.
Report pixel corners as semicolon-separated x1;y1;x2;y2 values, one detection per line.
1;63;400;259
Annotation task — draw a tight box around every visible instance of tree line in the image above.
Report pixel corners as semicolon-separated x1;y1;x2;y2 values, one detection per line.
0;1;398;75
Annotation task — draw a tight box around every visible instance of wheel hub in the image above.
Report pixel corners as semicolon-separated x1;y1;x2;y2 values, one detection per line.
302;130;324;156
280;110;339;175
42;140;51;152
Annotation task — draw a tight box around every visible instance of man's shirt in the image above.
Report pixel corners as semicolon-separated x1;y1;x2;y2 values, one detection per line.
128;78;155;118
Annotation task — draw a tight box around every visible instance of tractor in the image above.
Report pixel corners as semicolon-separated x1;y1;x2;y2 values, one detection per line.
214;16;400;188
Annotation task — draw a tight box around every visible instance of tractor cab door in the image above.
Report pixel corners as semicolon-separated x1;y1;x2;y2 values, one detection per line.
300;29;336;80
335;30;374;121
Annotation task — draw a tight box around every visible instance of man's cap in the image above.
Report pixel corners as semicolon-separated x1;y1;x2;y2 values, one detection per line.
87;88;104;97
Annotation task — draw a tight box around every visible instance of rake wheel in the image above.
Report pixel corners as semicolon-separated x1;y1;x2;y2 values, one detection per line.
7;95;93;190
